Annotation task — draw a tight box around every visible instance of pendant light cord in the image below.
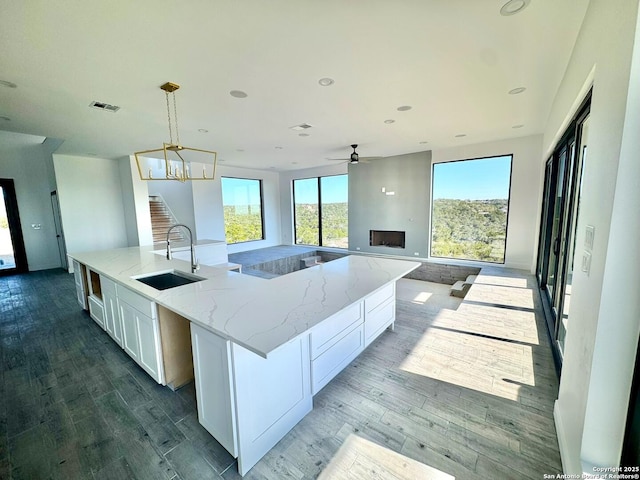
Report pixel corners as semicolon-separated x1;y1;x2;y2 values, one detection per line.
165;91;174;145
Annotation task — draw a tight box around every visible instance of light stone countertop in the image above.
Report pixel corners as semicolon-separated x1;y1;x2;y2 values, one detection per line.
69;245;420;357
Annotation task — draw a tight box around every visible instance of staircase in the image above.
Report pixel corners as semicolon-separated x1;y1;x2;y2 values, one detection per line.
149;195;184;244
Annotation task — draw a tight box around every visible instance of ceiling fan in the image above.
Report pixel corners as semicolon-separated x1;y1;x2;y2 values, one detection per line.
327;144;381;164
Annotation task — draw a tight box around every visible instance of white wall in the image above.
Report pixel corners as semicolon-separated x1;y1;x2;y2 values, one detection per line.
0;131;62;270
348;152;431;257
147;175;197;239
119;156;153;247
278;163;348;246
193;164;282;253
53;154;128;258
431;135;543;270
543;0;640;474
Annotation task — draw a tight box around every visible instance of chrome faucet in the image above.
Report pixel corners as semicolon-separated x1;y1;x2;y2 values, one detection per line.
166;224;199;273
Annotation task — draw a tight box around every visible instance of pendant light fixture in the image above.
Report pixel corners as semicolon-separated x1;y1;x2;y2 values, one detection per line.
134;82;217;182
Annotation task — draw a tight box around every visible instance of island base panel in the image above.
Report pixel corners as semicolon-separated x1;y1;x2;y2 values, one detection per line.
233;337;312;476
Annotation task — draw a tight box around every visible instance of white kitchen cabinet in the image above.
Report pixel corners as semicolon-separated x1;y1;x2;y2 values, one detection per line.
101;277;123;347
121;300;141;362
72;259;88;310
191;324;312;476
136;311;163;383
364;283;396;347
233;336;312;476
309;301;364;395
191;323;237;457
88;294;105;329
118;286;164;384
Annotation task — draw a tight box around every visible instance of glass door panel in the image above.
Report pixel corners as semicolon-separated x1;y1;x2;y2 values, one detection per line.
546;147;567;306
0;179;28;274
0;186;16;270
537;160;554;284
536;91;591;370
558;115;589;355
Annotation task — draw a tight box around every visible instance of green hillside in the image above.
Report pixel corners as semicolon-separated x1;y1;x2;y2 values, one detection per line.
431;198;508;263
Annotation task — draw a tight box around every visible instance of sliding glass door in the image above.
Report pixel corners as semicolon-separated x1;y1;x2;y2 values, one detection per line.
0;179;28;275
536;94;590;364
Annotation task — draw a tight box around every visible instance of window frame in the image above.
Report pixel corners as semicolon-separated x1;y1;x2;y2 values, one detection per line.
429;154;514;264
292;173;348;248
221;176;265;245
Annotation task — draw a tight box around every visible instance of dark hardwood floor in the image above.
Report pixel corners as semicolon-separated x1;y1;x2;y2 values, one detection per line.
0;268;562;479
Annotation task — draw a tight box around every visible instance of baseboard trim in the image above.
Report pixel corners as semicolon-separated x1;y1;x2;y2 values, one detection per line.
554;400;581;475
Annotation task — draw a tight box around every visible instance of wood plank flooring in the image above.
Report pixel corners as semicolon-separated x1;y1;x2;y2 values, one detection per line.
0;267;561;479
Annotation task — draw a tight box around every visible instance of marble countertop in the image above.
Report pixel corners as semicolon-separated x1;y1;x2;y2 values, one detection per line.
69;245;420;357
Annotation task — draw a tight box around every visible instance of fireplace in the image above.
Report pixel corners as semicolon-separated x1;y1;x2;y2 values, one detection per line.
369;230;405;248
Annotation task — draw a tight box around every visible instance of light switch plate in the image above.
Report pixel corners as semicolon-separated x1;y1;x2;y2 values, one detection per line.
581;251;592;275
585;225;595;249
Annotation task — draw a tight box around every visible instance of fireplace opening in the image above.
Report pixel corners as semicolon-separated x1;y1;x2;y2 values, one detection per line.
370;230;405;248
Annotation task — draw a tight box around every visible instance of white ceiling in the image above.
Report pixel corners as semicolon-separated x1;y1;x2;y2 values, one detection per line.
0;0;589;171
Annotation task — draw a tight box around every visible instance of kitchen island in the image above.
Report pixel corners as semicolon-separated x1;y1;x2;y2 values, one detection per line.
69;245;419;475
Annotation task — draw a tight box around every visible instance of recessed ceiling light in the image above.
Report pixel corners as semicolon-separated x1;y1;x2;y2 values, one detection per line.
198;128;209;133
299;133;310;137
512;124;524;129
508;87;526;95
230;90;248;98
455;134;467;138
86;153;97;156
236;149;244;152
397;106;412;112
275;146;283;149
218;159;226;162
0;80;17;88
318;78;334;86
500;0;530;16
292;162;298;165
0;116;10;121
384;119;395;124
419;141;428;144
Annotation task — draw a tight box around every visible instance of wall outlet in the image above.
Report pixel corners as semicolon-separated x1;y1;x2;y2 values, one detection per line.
381;187;386;193
385;191;395;196
414;252;419;256
356;247;361;251
31;223;41;230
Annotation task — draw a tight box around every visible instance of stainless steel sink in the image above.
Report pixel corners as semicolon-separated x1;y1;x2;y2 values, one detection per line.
134;270;205;290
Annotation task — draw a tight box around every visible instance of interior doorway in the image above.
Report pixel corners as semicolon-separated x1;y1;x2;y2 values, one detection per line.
0;178;28;274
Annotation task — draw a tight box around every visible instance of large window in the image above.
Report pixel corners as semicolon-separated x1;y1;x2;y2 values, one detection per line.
293;174;348;248
221;177;264;244
430;155;512;263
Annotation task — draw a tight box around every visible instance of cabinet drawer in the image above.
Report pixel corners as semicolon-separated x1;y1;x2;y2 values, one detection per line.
364;283;395;314
365;297;395;346
311;323;364;395
88;295;105;328
117;285;157;319
310;302;363;359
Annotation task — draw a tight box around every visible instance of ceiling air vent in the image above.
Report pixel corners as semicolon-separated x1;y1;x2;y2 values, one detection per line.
89;101;121;113
289;123;313;131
